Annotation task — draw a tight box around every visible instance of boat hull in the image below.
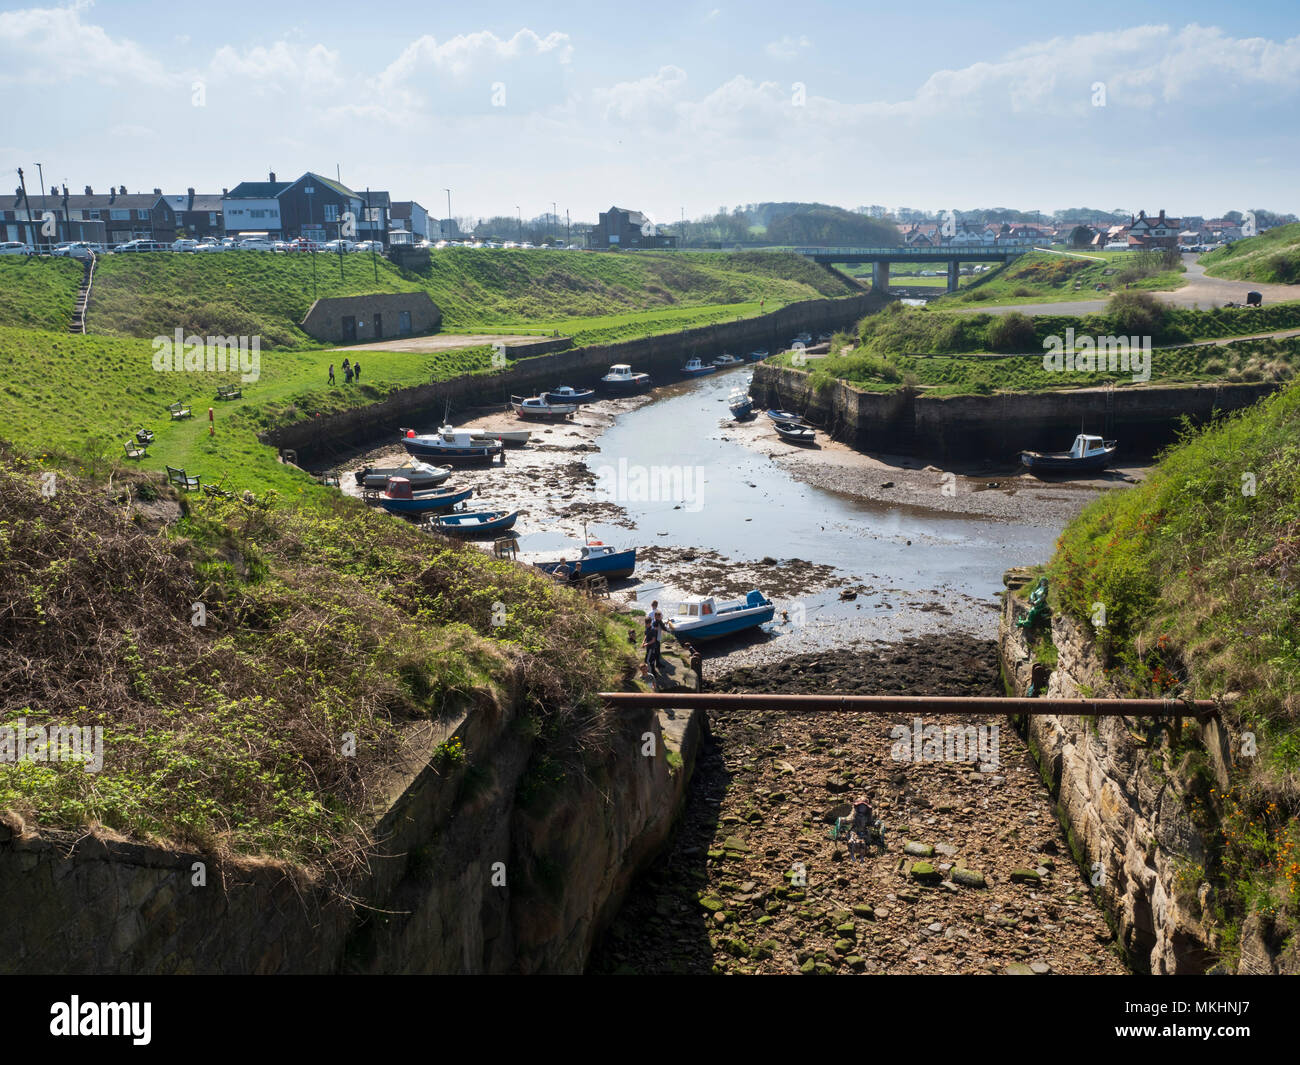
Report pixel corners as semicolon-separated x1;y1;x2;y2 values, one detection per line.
1020;449;1115;473
542;388;596;405
681;365;717;377
535;548;636;581
402;439;501;464
432;510;519;536
774;424;817;445
357;464;452;490
600;376;652;394
669;604;775;641
470;430;531;447
766;409;803;424
378;487;474;515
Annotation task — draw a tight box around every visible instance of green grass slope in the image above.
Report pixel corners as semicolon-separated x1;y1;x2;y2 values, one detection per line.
0;256;82;331
939;249;1184;307
1202;223;1300;284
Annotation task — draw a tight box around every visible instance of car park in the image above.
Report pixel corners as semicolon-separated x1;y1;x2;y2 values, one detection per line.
323;239;355;252
171;238;200;252
116;240;169;252
235;237;276;251
52;241;102;259
0;241;34;255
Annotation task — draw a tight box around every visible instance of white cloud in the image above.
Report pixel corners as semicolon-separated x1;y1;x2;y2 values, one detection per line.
765;35;812;61
0;2;173;85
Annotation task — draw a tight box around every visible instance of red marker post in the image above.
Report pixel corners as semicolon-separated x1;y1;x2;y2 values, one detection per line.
208;407;214;437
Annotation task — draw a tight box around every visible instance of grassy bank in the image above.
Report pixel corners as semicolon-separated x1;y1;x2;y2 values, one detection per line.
1045;381;1300;944
62;249;855;349
1202;223;1300;284
0;256;82;332
938;249;1184;307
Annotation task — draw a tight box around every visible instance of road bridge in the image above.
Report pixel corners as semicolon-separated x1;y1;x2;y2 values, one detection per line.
792;242;1041;293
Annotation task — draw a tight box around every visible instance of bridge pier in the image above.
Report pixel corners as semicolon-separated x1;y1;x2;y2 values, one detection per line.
872;260;890;294
948;260;960;293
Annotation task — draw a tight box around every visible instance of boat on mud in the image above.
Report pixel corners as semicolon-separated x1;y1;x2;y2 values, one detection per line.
712;353;744;367
728;389;755;419
1020;433;1117;474
667;590;775;641
765;408;804;424
748;350;770;362
600;364;652;394
773;421;817;445
470;428;532;448
401;426;504;465
534;541;637;581
511;395;577;421
354;459;452;490
542;385;596;405
376;478;474;516
681;357;717;377
430;509;521;537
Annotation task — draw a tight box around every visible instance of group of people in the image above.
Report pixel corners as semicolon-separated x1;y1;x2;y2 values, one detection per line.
637;601;705;691
327;358;362;385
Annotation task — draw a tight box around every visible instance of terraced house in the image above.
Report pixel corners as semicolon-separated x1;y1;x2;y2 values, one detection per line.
222;171;382;244
1;185;167;244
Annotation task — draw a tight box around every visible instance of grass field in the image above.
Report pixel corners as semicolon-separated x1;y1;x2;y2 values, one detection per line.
462;301;776;345
935;249;1184;307
1201;223;1300;283
0;256;83;331
52;248;856;349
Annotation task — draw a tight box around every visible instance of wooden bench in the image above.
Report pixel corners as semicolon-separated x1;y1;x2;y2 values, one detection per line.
167;401;192;420
122;439;147;460
165;465;200;491
135;426;155;445
216;384;242;400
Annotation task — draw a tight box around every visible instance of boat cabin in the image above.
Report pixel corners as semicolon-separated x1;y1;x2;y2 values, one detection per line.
385;477;413;499
605;364;633;378
1069;434;1108;457
677;597;716;618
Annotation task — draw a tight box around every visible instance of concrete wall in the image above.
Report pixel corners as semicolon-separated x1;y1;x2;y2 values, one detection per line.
268;292;882;461
301;292;441;344
752;363;1279;464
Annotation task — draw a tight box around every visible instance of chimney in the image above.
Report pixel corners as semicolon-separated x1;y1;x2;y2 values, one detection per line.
1158;208;1165;221
222;188;228;196
109;188;116;203
119;185;126;195
187;187;195;210
269;171;276;183
85;185;93;196
153;187;161;195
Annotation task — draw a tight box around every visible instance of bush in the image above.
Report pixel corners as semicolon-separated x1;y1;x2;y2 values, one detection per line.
1107;290;1167;339
986;311;1037;352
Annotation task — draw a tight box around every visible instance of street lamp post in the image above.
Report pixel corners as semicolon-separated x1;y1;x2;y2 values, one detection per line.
552;202;557;246
444;189;452;240
516;205;521;243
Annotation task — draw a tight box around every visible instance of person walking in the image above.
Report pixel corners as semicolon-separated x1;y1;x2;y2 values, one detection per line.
642;619;659;673
353;360;361;382
328;363;336;385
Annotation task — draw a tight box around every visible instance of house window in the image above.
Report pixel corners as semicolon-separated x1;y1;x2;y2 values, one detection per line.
86;209;100;220
110;209;129;220
209;213;217;225
136;209;149;220
250;209;267;219
323;204;339;222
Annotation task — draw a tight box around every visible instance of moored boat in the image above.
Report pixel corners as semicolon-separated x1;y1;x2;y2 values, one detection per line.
469;428;532;447
542;385;596;405
355;459;452;490
712;353;743;367
765;408;803;424
667;590;775;641
773;421;817;445
534;541;637;581
748;350;770;362
600;364;652;394
1020;433;1117;474
728;389;754;419
401;426;504;465
511;395;578;421
681;357;717;377
376;478;474;516
431;509;520;536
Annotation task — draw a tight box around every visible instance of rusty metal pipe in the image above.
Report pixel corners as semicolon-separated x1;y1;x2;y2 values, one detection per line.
599;693;1217;716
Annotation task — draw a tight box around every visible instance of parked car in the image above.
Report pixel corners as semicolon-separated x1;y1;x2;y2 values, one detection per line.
323;239;355;253
52;241;101;259
116;240;169;252
352;240;382;252
0;241;33;255
236;237;276;251
171;238;200;252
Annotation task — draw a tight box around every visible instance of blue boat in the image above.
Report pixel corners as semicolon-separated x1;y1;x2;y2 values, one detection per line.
667;590;775;641
681;357;717;377
376;478;473;516
535;542;636;580
1020;433;1117;474
748;350;770;362
402;426;503;465
766;408;803;424
728;389;754;419
431;509;520;536
543;386;596;405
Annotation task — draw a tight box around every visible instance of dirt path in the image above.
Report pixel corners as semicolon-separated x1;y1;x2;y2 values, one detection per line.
589;636;1127;975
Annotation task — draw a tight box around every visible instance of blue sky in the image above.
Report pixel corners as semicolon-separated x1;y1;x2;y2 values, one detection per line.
3;0;1299;223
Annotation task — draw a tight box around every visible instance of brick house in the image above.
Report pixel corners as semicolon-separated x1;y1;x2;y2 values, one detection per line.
2;185;166;245
1126;209;1181;250
590;206;676;249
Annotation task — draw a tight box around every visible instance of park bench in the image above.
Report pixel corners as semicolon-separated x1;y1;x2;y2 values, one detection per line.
168;400;192;420
122;439;147;460
216;384;242;400
165;465;200;491
135;426;155;445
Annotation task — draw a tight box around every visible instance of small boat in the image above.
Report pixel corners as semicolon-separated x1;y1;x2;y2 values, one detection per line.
728;390;754;419
511;395;577;421
376;478;474;516
712;353;743;367
402;426;503;465
354;459;452;490
431;509;520;537
774;422;817;445
1020;433;1117;474
748;350;769;362
469;428;532;447
534;542;637;580
600;364;652;394
543;386;596;405
667;590;775;641
766;409;804;424
681;357;717;377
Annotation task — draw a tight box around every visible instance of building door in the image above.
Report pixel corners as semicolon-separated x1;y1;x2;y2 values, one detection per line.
373;313;382;338
398;310;411;335
342;316;356;342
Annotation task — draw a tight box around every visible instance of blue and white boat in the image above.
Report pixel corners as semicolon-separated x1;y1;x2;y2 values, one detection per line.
748;350;770;362
728;389;754;419
1020;434;1117;474
402;426;503;465
376;478;474;516
681;357;717;377
600;364;652;394
543;385;596;405
535;542;637;581
712;353;743;367
667;590;775;641
431;509;520;536
766;408;803;424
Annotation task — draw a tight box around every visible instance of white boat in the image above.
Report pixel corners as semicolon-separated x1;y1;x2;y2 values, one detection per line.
667;590;776;641
510;395;577;421
681;357;717;377
469;428;532;447
402;425;503;465
712;353;743;366
600;364;652;394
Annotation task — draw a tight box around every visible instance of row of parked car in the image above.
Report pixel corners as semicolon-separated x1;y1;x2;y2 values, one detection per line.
0;236;389;259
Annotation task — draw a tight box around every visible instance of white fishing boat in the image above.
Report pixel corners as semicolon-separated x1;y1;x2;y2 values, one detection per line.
667;590;775;641
600;364;652;394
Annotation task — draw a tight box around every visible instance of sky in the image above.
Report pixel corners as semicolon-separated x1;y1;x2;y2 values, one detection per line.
2;0;1299;225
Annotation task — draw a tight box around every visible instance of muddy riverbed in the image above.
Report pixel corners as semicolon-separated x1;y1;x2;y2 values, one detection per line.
587;635;1127;976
